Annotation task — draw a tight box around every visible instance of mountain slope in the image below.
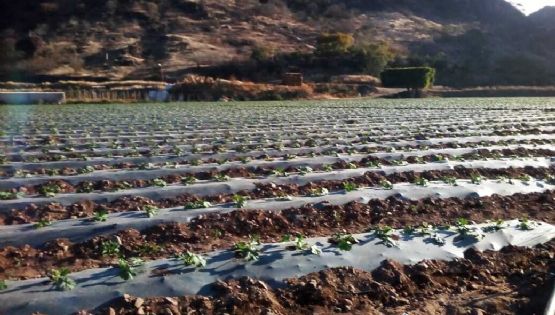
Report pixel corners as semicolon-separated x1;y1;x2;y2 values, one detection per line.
0;0;554;86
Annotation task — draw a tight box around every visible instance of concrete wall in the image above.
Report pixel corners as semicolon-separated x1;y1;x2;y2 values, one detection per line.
0;92;66;104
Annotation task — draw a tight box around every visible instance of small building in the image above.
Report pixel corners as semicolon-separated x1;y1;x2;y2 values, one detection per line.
282;73;303;86
0;92;66;104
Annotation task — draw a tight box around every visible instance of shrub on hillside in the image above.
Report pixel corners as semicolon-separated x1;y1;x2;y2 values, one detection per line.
316;32;354;56
381;67;436;91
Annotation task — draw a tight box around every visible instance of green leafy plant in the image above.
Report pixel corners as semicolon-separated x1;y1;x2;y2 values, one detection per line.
518;218;536;230
118;258;144;280
177;251;206;268
454;218;484;241
233;236;260;261
39;183;62;197
323;164;334;172
143;205;159;218
100;240;121;257
49;268;76;291
308;187;329;197
93;209;109;222
0;191;23;200
482;219;506;233
34;219;52;229
441;176;458;186
232;194;248;208
184;200;212;209
342;182;358;192
181;175;197;185
0;280;6;290
470;173;483;185
78;165;95;174
373;225;398;247
298;166;313;175
414;177;429;187
213;174;230;182
331;233;358;251
272;167;288;177
380;179;393;190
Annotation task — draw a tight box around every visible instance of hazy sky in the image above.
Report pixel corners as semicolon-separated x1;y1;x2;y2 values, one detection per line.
508;0;555;14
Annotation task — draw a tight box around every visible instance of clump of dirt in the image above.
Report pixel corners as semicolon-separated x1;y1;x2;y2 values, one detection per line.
91;240;555;315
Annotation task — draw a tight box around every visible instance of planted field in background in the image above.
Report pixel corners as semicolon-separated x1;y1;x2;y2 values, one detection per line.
0;98;554;315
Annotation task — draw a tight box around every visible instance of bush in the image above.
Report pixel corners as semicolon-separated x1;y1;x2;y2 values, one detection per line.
316;32;354;56
380;67;436;90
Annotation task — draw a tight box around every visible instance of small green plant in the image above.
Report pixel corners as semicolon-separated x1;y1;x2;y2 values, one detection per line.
365;160;381;168
416;222;433;236
34;219;52;229
518;218;536;230
116;181;133;190
39;183;62;197
454;218;484;241
441;176;458;186
298;166;313;175
347;162;358;169
101;240;121;257
482;219;506;233
78;181;95;193
93;209;109;222
272;167;288;177
152;178;167;187
342;182;358;192
213;174;230;182
49;268;76;291
470;173;483;185
373;225;398;247
0;191;22;200
232;194;248;208
323;164;334;172
143;205;159;218
181;175;197;185
428;233;445;245
414;177;429;187
517;174;531;184
233;236;260;261
184;200;212;209
78;165;95;174
118;258;144;280
308;187;329;197
380;179;393;190
331;233;358;251
0;280;6;290
177;251;206;268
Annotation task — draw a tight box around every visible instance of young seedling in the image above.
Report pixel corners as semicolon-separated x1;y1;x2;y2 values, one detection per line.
213;174;230;182
308;187;329;197
0;280;6;290
100;240;121;257
298;166;313;175
365;160;381;168
454;218;484;242
441;176;458;186
0;191;22;200
183;200;212;209
373;225;399;247
152;178;167;187
116;181;133;190
232;194;248;208
323;164;334;172
428;233;446;246
143;205;159;218
517;174;531;184
181;175;197;185
347;162;358;169
78;165;95;174
233;235;260;261
118;258;144;280
518;218;536;230
380;179;393;190
78;181;95;193
93;209;109;222
414;177;429;187
272;167;288;177
330;233;358;251
342;182;358;192
470;173;483;185
34;219;52;229
177;251;206;268
39;183;62;197
49;268;76;291
482;219;506;233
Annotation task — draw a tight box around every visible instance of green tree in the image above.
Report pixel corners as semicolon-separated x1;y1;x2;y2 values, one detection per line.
316;32;354;56
348;42;395;75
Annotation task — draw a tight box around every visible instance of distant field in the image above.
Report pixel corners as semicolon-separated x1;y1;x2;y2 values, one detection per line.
0;98;554;314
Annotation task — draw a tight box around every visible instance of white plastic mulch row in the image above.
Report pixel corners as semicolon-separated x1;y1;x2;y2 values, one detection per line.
0;178;551;247
0;220;552;315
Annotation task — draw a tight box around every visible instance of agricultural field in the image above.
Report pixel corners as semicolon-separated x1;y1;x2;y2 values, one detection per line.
0;98;554;315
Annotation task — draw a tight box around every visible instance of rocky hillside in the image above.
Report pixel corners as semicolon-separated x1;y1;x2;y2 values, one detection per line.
1;0;554;86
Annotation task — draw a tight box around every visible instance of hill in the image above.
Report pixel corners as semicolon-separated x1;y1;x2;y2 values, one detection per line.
1;0;554;86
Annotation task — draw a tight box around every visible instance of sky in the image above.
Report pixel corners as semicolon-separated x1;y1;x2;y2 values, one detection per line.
507;0;555;14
